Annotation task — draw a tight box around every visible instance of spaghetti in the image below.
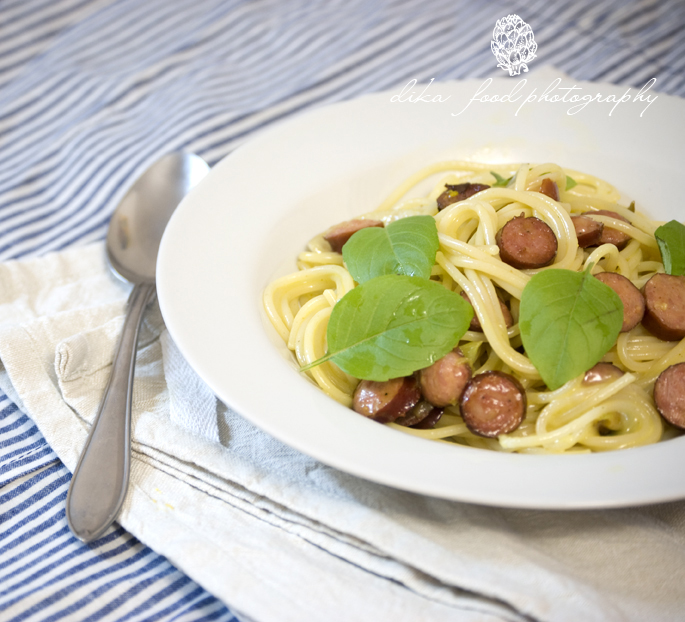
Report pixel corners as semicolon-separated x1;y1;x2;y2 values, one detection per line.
263;161;681;454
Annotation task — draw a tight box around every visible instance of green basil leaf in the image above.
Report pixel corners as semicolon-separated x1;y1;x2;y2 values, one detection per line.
655;220;685;276
565;175;577;190
519;269;623;390
491;171;513;188
302;275;473;381
342;215;439;284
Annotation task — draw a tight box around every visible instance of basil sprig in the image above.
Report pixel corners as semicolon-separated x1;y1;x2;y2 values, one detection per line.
301;275;472;381
519;269;623;390
655;220;685;276
302;215;472;380
342;215;439;283
491;172;576;191
491;171;513;187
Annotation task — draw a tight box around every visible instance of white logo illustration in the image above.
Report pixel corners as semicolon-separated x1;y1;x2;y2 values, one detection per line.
491;15;537;76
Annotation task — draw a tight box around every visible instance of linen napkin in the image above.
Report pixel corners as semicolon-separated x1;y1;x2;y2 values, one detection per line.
1;243;684;622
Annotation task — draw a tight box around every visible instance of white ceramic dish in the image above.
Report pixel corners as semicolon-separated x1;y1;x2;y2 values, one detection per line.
157;77;685;508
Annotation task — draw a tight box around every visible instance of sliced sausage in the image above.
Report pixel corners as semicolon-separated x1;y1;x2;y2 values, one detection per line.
411;407;444;429
460;291;513;332
591;210;631;250
394;400;444;428
654;363;685;429
352;376;421;424
641;273;685;341
324;219;384;253
419;348;472;407
583;362;624;385
459;371;526;437
594;272;645;332
437;183;490;211
539;178;559;201
571;215;604;248
496;214;558;269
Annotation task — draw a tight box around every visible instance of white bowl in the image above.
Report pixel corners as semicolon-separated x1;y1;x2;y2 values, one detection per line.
157;77;685;508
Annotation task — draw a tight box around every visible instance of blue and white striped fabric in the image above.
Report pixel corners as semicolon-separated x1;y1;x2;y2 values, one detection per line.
1;0;683;619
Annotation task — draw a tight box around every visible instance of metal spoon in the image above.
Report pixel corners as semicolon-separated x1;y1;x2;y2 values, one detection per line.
66;152;209;543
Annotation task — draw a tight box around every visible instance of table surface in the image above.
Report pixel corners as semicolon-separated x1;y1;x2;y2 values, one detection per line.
1;0;684;620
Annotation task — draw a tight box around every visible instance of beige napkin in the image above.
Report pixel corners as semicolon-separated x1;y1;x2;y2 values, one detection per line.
1;242;684;622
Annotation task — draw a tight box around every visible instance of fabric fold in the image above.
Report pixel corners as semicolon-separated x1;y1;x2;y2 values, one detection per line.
0;241;683;622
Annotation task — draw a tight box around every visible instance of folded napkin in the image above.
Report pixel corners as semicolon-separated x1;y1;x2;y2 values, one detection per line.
1;243;684;622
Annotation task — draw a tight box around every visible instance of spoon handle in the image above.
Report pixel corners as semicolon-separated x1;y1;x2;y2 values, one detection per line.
66;282;155;542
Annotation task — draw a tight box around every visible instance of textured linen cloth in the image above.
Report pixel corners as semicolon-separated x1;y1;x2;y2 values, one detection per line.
2;0;685;619
1;242;685;622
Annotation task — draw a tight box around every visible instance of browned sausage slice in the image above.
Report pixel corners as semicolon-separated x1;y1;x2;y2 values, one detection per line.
594;272;645;332
419;348;472;407
324;219;384;253
539;178;559;201
411;407;443;429
394;400;444;428
460;291;513;332
583;362;624;385
437;183;490;211
571;215;604;248
353;376;421;424
592;210;631;250
496;215;558;269
642;273;685;341
654;363;685;429
459;371;526;437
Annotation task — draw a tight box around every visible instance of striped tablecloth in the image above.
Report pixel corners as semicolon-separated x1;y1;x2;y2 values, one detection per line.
1;1;683;620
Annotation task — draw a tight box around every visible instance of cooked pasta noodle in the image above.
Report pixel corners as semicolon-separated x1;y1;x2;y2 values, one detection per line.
263;160;682;453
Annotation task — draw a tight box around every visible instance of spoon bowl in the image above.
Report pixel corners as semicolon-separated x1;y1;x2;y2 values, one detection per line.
107;154;209;284
66;152;209;543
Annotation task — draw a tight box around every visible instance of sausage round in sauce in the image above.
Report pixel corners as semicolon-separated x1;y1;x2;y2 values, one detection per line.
582;362;624;385
594;272;645;332
539;178;560;201
571;215;604;248
394;400;444;429
459;371;527;437
436;183;490;211
592;210;631;250
352;376;421;424
641;273;685;341
419;348;472;408
324;219;384;253
654;363;685;429
410;407;444;429
496;215;558;269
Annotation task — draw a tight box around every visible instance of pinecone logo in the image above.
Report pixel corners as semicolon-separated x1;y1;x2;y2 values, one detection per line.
491;15;537;76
